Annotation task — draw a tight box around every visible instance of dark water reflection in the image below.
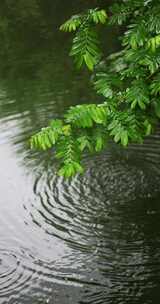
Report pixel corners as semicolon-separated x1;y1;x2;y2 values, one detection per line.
0;1;160;304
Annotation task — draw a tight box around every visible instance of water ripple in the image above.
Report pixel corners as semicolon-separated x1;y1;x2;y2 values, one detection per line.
0;244;36;303
1;125;160;303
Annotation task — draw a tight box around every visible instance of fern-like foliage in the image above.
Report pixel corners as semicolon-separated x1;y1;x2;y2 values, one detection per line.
60;8;107;70
30;0;160;177
147;35;160;52
60;15;82;32
69;25;101;70
65;104;108;127
30;120;64;150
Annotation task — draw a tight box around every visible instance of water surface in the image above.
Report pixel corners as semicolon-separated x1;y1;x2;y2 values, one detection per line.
0;1;160;304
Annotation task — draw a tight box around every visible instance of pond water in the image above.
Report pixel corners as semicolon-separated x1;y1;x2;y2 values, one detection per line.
0;1;160;304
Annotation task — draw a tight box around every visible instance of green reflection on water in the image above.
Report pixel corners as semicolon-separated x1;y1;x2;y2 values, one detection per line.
0;0;118;130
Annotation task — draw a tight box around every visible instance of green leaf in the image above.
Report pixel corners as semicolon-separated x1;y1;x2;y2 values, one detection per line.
84;52;95;70
60;15;82;32
121;130;128;146
95;136;103;152
155;102;160;118
147;35;160;52
77;136;92;151
58;161;83;178
131;99;137;109
30;1;160;178
114;130;121;143
88;9;108;25
138;99;146;110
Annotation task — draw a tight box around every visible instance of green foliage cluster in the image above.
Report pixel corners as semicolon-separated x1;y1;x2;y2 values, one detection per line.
30;1;160;177
60;8;107;70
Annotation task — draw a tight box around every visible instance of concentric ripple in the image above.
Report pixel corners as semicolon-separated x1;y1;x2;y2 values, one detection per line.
24;131;160;303
1;122;160;304
0;243;36;303
30;130;160;244
1;3;160;302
